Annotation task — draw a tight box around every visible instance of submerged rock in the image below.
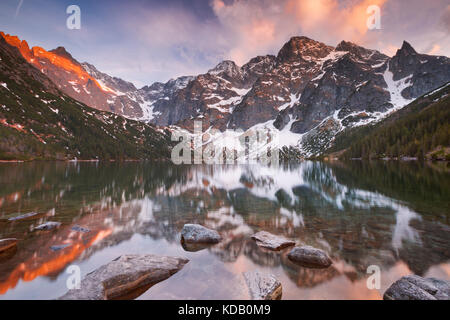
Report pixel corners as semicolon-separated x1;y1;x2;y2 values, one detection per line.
60;254;189;300
0;238;18;253
287;246;332;268
181;224;221;244
7;212;42;221
71;225;90;233
50;244;71;252
251;231;295;251
34;221;61;231
243;271;282;300
384;275;450;300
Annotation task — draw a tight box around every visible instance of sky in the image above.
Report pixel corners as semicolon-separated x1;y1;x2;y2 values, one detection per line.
0;0;449;87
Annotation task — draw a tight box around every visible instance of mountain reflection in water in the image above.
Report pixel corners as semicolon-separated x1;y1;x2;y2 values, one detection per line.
0;161;448;299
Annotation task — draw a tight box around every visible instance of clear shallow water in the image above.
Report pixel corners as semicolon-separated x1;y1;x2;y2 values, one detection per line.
0;161;449;300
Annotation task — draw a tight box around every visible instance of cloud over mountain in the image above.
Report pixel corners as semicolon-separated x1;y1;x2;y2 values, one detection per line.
0;0;449;84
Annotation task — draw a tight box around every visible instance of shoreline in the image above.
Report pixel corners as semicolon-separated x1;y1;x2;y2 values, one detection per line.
0;158;448;164
0;158;170;163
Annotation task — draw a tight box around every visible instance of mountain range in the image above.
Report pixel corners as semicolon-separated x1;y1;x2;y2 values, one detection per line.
0;31;449;160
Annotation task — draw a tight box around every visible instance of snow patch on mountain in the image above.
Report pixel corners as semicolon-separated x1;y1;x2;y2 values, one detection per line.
383;66;414;109
208;60;242;79
96;79;124;96
138;100;161;122
278;93;301;111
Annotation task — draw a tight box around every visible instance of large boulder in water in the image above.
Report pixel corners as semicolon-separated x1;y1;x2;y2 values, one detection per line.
59;254;189;300
251;231;295;251
384;275;450;300
181;224;221;244
287;246;332;268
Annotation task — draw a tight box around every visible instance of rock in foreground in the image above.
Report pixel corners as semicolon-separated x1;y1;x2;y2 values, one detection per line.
181;224;221;244
251;231;295;251
384;275;450;300
287;246;332;268
60;254;189;300
243;271;282;300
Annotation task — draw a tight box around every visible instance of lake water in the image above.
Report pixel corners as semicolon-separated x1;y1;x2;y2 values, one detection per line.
0;161;449;300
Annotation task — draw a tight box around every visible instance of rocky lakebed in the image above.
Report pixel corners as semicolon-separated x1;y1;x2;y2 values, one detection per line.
2;222;448;300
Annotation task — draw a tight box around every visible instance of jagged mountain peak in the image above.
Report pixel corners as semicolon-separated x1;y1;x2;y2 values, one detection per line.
0;32;28;47
241;55;277;79
208;60;242;78
80;61;97;71
396;41;417;56
243;55;276;68
141;82;165;92
335;40;361;52
277;36;334;63
0;32;33;61
49;46;78;63
287;36;317;45
165;75;195;91
245;54;276;65
335;40;388;63
388;40;450;96
81;61;137;93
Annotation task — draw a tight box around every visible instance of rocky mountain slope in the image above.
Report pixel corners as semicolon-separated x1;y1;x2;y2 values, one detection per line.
0;32;151;119
0;34;172;161
326;82;450;160
2;32;449;158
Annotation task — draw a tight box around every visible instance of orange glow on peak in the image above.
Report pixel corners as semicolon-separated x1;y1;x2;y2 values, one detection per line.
0;32;107;93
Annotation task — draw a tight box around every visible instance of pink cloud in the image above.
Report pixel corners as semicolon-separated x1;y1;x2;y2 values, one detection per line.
96;0;450;83
211;0;390;65
428;44;441;55
211;0;449;65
